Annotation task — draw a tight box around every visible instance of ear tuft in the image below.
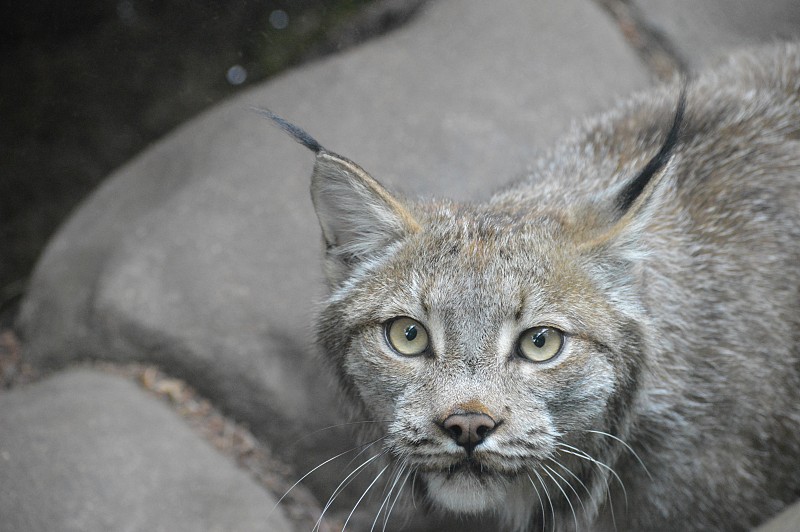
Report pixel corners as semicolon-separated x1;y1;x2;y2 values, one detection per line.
253;107;324;153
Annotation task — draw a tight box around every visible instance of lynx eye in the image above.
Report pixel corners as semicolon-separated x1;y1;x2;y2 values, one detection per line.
517;327;564;362
385;317;429;356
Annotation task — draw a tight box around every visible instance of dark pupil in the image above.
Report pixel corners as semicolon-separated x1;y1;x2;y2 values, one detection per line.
404;325;418;342
532;331;546;348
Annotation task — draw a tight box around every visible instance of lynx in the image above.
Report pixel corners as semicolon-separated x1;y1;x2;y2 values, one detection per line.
265;43;800;531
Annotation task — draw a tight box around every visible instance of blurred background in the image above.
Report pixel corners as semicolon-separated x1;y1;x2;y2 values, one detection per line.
0;0;425;322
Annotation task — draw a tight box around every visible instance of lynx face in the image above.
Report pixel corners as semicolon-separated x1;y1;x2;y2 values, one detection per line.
318;205;646;525
255;90;680;527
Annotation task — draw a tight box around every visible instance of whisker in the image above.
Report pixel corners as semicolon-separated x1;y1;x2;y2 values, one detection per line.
543;464;578;532
558;448;626;532
380;459;410;503
314;451;386;531
607;480;619;532
527;473;547;532
271;435;385;513
555;443;628;509
383;467;414;532
548;458;594;515
410;470;419;510
584;429;652;480
340;435;388;474
533;468;555;531
342;463;391;531
595;467;619;532
288;419;392;447
370;462;406;532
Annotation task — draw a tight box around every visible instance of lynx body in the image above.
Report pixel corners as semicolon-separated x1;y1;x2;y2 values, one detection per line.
270;43;800;531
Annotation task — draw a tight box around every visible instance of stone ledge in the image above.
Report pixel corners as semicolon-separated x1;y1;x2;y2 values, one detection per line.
0;369;292;532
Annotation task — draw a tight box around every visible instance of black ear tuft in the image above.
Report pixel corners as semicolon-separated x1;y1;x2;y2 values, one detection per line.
252;107;324;154
615;83;688;213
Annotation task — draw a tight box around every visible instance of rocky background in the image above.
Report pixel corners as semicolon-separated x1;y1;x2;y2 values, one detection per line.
1;0;425;321
3;1;800;531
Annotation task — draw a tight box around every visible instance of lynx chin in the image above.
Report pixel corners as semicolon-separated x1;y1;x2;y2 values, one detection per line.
263;42;800;531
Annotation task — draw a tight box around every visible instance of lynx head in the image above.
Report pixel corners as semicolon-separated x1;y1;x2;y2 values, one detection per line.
262;94;683;528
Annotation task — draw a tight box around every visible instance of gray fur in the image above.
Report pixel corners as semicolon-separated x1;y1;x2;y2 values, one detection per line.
299;43;800;531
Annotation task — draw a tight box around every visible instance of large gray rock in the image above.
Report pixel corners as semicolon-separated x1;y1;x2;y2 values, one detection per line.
0;369;291;532
17;0;651;503
632;0;800;69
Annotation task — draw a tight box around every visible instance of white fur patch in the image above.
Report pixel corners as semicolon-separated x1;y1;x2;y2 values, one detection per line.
424;471;508;513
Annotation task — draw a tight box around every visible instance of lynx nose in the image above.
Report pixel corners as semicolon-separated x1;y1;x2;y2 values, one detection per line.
442;412;497;452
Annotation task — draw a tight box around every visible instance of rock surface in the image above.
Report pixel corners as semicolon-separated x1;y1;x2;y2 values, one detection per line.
13;0;800;529
757;500;800;532
632;0;800;68
0;369;292;532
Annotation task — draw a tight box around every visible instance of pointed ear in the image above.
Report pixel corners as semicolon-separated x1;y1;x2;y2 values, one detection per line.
581;155;676;257
310;151;420;285
576;87;686;309
581;85;686;254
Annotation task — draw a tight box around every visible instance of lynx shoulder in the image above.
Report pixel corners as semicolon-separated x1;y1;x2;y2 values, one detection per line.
266;42;800;531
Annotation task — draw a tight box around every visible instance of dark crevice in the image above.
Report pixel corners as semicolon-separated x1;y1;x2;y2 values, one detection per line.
593;0;689;80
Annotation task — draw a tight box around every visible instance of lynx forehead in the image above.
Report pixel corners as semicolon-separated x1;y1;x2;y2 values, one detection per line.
266;42;800;531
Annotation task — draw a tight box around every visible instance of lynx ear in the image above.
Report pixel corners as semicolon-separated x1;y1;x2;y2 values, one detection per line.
311;151;421;284
254;108;421;285
577;87;686;311
583;85;686;252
